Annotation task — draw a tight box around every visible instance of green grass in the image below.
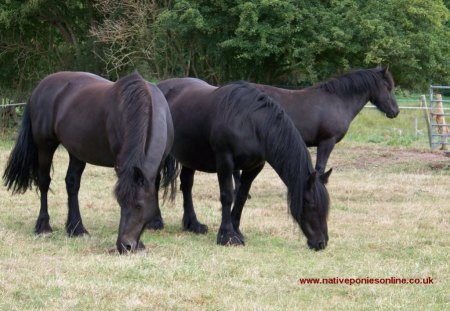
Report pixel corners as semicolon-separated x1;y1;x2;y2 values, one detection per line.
345;106;434;148
0;109;449;310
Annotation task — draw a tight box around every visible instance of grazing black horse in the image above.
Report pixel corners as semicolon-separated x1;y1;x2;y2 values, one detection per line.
253;67;399;173
3;71;175;253
157;78;332;250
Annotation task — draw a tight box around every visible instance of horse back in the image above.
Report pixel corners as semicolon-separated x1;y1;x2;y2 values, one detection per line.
158;78;217;127
158;78;225;171
159;79;269;172
251;83;349;146
29;72;119;166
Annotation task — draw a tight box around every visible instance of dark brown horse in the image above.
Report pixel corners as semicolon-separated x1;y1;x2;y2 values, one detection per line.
157;78;332;250
3;71;176;253
253;67;399;173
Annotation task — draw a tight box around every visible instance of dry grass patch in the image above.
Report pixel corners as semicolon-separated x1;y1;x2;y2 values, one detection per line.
0;141;448;310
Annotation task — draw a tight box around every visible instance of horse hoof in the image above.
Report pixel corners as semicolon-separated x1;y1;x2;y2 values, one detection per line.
137;241;145;250
147;218;164;231
35;219;53;235
193;223;208;234
67;224;90;237
217;230;245;246
183;219;208;234
235;229;245;242
68;228;89;237
35;227;53;235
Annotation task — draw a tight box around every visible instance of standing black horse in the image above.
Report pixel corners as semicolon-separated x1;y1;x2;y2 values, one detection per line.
3;71;175;253
253;67;399;173
157;78;332;250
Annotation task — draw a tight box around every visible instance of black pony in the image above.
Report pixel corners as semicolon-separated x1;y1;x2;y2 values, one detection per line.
252;67;399;173
3;71;175;253
157;78;332;250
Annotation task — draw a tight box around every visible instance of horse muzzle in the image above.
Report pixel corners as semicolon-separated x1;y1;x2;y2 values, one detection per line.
116;238;145;254
386;109;400;119
307;239;327;251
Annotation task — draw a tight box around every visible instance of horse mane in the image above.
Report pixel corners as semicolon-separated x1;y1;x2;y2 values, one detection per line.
217;81;314;222
113;71;153;206
311;67;393;98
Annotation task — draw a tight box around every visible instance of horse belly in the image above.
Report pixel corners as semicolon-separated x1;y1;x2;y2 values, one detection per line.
171;142;217;172
170;106;217;171
61;135;115;167
55;117;116;167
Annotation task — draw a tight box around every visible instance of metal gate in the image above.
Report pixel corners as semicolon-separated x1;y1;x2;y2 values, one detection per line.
421;85;449;152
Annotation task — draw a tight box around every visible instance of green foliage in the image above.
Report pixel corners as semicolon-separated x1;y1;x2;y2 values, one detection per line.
1;0;449;99
148;0;450;86
0;0;99;99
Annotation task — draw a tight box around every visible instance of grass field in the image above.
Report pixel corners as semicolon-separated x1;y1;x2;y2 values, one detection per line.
0;108;449;310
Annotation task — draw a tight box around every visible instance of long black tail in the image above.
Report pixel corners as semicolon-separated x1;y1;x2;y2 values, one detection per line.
3;104;39;194
160;154;179;202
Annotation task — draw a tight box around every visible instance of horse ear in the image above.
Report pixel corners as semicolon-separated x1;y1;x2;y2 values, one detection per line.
133;166;146;186
320;168;332;184
307;171;318;188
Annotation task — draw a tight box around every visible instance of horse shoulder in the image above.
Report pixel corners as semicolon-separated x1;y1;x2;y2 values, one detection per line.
210;115;264;166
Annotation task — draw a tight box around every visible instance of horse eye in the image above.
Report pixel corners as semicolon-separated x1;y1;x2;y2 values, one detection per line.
135;204;143;210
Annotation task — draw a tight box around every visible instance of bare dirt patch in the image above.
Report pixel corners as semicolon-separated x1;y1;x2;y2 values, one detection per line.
323;144;449;173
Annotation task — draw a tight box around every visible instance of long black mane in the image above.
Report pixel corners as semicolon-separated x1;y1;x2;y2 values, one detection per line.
114;72;153;206
311;67;393;98
217;81;315;221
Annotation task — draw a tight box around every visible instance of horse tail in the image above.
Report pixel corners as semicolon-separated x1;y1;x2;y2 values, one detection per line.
2;104;39;194
160;154;179;202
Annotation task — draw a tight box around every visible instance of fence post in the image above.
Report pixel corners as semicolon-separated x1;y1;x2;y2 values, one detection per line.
0;98;18;129
433;93;448;150
420;95;432;148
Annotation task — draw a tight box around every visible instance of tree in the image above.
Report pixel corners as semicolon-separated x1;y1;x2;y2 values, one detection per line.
1;0;449;99
0;0;99;100
150;0;450;88
89;0;163;79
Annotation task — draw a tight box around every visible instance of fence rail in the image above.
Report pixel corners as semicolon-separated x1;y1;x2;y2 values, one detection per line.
0;103;27;107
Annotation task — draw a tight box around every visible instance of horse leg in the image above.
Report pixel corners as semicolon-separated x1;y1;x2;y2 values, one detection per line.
316;139;336;174
216;153;244;246
233;170;251;200
35;144;58;234
232;170;241;200
181;166;208;234
231;164;264;240
146;172;165;230
65;154;89;236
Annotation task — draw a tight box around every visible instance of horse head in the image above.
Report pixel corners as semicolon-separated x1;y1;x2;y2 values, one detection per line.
299;169;332;251
371;67;400;119
116;166;159;253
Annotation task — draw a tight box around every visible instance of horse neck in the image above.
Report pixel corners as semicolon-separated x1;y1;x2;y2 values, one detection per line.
116;83;152;174
335;89;371;120
142;85;171;178
262;121;313;215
